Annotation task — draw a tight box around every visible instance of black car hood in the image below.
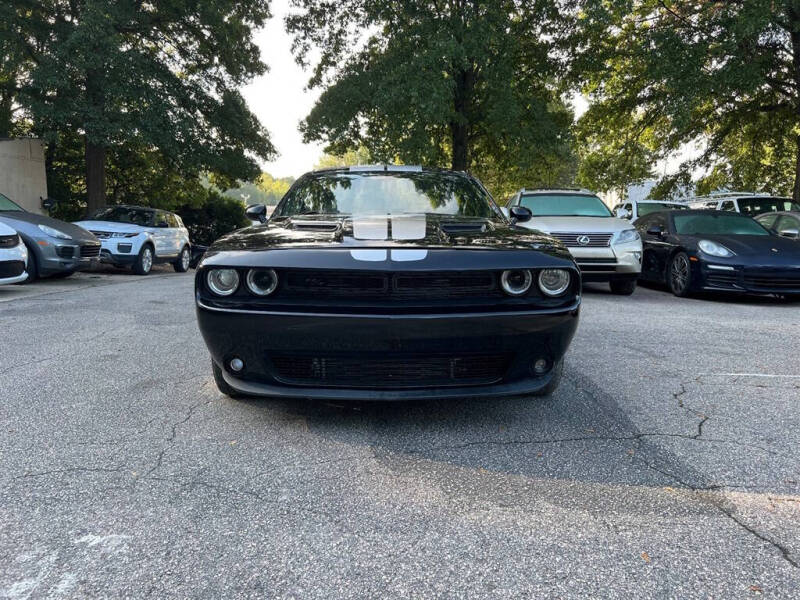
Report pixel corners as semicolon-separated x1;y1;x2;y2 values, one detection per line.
0;210;98;243
211;214;567;254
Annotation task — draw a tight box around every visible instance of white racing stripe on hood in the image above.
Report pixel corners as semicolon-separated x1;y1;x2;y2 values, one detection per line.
352;216;389;240
350;249;388;262
391;214;426;240
391;250;428;262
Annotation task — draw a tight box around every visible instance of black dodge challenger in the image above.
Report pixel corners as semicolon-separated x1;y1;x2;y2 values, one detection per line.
636;209;800;296
195;166;581;401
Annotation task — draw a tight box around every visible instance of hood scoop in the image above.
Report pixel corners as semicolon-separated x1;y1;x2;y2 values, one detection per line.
289;219;341;232
440;221;488;234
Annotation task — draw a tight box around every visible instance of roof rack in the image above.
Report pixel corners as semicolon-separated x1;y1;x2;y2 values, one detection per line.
348;164;423;172
695;191;770;199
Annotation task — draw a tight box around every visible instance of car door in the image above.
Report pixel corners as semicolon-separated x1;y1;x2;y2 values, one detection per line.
166;213;184;255
151;210;172;257
637;213;671;280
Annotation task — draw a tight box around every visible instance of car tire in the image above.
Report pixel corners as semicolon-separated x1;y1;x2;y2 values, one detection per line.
532;359;563;397
667;251;693;297
212;360;246;399
20;244;38;284
609;279;637;295
173;246;191;273
133;244;154;275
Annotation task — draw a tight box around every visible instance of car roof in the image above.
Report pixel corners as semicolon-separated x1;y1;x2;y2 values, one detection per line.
756;210;800;217
635;199;686;204
309;165;451;175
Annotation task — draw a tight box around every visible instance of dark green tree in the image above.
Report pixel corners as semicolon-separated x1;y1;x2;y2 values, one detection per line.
572;0;800;200
1;0;275;213
286;0;574;192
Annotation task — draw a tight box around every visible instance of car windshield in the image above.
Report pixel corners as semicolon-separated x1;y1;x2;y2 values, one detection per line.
277;171;500;218
90;206;154;226
673;213;770;236
519;193;612;217
638;202;688;216
737;197;800;216
0;193;24;211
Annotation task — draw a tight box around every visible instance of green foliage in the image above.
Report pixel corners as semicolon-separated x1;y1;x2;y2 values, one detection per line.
572;0;800;199
1;0;275;209
177;191;250;247
315;147;374;169
287;0;575;193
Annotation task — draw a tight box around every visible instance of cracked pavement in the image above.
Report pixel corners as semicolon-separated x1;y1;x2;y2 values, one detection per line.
1;271;799;598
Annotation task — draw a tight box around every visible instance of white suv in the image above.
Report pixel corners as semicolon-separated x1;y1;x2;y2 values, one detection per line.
612;199;689;223
506;188;642;295
0;221;28;285
689;193;800;216
75;205;191;275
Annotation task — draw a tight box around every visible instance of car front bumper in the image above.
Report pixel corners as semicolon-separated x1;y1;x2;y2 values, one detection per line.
566;242;642;281
197;302;580;401
0;241;28;285
700;263;800;295
39;241;100;274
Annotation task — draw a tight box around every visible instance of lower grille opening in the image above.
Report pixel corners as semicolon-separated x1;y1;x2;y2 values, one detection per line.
742;275;800;290
707;272;738;287
0;261;25;279
270;353;513;389
81;244;101;258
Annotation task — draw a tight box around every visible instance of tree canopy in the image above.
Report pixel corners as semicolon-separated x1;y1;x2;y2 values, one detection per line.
286;0;576;196
572;0;800;199
1;0;275;213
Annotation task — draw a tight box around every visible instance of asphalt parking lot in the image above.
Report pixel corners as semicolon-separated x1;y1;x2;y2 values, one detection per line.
1;271;799;598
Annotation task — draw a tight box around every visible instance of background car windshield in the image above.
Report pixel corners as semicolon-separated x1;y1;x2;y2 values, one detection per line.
519;194;612;217
737;197;800;216
639;202;688;216
0;193;23;211
91;206;154;226
277;172;499;218
674;213;770;235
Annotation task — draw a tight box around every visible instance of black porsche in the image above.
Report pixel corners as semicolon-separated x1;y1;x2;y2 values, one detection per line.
195;166;581;401
635;209;800;297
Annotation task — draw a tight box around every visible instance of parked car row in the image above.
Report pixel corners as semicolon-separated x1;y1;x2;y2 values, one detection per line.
0;193;193;285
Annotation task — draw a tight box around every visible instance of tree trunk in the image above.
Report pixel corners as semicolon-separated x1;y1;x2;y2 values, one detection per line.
85;140;106;215
789;7;800;200
450;67;475;172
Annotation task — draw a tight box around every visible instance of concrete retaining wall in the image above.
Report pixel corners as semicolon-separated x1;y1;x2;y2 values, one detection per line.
0;139;48;215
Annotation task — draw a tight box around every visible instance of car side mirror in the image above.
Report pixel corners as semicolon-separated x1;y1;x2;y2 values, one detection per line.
779;228;799;239
41;197;57;211
616;208;631;219
509;206;532;223
246;203;268;223
646;225;664;237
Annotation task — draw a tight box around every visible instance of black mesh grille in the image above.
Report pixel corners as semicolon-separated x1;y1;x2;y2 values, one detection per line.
282;270;500;299
742;273;800;290
56;246;75;258
80;244;101;258
0;261;25;278
0;234;19;248
270;353;513;388
706;272;738;287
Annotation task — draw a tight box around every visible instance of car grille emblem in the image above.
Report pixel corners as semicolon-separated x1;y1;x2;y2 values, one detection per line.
577;235;591;246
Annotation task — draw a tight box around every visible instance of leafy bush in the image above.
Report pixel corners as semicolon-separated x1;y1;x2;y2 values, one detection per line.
177;191;249;247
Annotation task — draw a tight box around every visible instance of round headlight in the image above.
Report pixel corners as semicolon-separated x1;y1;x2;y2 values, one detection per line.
246;268;278;296
538;269;571;297
501;269;533;296
207;269;240;296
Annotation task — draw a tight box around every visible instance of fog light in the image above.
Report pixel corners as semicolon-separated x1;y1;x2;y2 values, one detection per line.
229;358;244;372
533;358;549;375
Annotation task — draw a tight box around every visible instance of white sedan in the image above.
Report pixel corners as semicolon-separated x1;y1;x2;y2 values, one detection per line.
0;221;28;285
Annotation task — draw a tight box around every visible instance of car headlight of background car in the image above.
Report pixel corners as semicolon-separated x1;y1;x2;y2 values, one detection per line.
37;224;72;240
698;239;735;258
110;232;140;238
614;229;640;244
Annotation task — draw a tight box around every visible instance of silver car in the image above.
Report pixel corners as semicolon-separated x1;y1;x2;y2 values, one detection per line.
0;192;100;281
506;188;643;295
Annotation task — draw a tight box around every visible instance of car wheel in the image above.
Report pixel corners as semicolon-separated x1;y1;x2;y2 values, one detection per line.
532;359;563;397
173;246;191;273
20;244;38;284
212;360;246;399
133;244;154;275
667;251;692;297
609;279;637;295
